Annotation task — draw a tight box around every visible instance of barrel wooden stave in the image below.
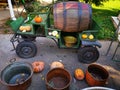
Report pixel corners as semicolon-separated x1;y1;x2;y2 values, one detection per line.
53;1;92;32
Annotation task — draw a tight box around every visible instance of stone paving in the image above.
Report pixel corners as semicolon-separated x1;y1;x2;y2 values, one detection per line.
0;34;120;90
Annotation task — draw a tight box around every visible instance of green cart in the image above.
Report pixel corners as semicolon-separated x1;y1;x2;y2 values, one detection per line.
10;1;101;64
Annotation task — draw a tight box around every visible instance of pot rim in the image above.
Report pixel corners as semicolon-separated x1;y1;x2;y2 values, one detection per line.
82;86;114;90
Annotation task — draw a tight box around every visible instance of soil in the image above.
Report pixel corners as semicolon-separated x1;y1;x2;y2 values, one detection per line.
0;19;14;34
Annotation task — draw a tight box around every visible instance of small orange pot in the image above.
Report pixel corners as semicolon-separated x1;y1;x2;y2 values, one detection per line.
86;64;109;86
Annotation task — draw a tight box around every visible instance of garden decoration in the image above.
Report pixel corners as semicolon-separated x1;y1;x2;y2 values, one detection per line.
74;68;85;80
32;61;45;73
8;0;101;64
50;61;64;69
0;59;33;90
85;64;109;86
45;68;72;90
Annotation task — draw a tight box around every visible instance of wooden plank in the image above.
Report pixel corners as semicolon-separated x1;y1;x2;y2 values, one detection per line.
0;3;7;6
111;16;120;33
118;14;120;21
111;16;119;29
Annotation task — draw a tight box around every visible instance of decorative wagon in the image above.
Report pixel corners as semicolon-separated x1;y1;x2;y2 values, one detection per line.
9;0;101;64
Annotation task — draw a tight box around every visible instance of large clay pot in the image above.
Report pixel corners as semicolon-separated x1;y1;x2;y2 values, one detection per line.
53;1;92;32
45;68;72;90
86;64;109;86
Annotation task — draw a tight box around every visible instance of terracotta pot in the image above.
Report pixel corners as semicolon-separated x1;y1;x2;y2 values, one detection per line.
86;64;109;86
45;68;72;90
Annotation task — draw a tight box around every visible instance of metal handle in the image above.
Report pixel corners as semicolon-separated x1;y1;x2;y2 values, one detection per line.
9;58;16;64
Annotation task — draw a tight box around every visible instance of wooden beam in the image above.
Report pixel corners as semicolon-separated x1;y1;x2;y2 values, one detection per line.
111;15;120;33
111;16;119;29
118;14;120;21
0;3;7;6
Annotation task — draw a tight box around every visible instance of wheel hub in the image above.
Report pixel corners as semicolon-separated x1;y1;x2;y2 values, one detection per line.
78;47;99;64
21;47;32;55
84;52;94;58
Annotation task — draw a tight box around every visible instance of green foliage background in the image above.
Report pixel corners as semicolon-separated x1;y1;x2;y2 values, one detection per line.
91;0;120;40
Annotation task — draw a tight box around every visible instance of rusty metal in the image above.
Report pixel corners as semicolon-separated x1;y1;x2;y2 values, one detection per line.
0;61;33;90
45;68;72;90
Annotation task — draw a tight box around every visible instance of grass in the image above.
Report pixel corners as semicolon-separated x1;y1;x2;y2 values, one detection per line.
92;0;120;40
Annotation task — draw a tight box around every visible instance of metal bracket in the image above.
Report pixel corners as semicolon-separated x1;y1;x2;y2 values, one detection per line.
10;34;21;51
81;40;102;48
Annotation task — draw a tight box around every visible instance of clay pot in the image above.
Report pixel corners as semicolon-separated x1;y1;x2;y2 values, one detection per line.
86;64;109;86
45;68;72;90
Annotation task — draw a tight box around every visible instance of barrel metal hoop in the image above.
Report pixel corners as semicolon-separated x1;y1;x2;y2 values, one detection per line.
10;58;16;64
78;2;82;31
54;3;57;28
63;2;67;31
88;4;92;28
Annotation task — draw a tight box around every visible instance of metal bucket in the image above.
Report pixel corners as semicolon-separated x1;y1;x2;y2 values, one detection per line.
86;64;109;86
0;60;33;90
46;68;72;90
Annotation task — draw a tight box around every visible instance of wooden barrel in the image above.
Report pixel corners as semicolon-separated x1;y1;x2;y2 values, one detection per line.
53;1;92;32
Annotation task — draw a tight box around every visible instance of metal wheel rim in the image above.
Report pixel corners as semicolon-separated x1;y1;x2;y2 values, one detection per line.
21;46;33;56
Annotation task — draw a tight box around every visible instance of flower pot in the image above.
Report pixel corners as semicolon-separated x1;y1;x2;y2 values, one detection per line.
86;64;109;86
45;68;72;90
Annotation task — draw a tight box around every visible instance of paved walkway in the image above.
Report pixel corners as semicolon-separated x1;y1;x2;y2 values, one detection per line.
0;34;120;90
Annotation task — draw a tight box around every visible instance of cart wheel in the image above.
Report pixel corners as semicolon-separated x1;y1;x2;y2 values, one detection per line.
16;41;37;58
78;46;99;64
21;35;36;41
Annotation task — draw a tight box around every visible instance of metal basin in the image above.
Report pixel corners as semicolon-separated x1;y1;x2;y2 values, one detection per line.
0;61;33;90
